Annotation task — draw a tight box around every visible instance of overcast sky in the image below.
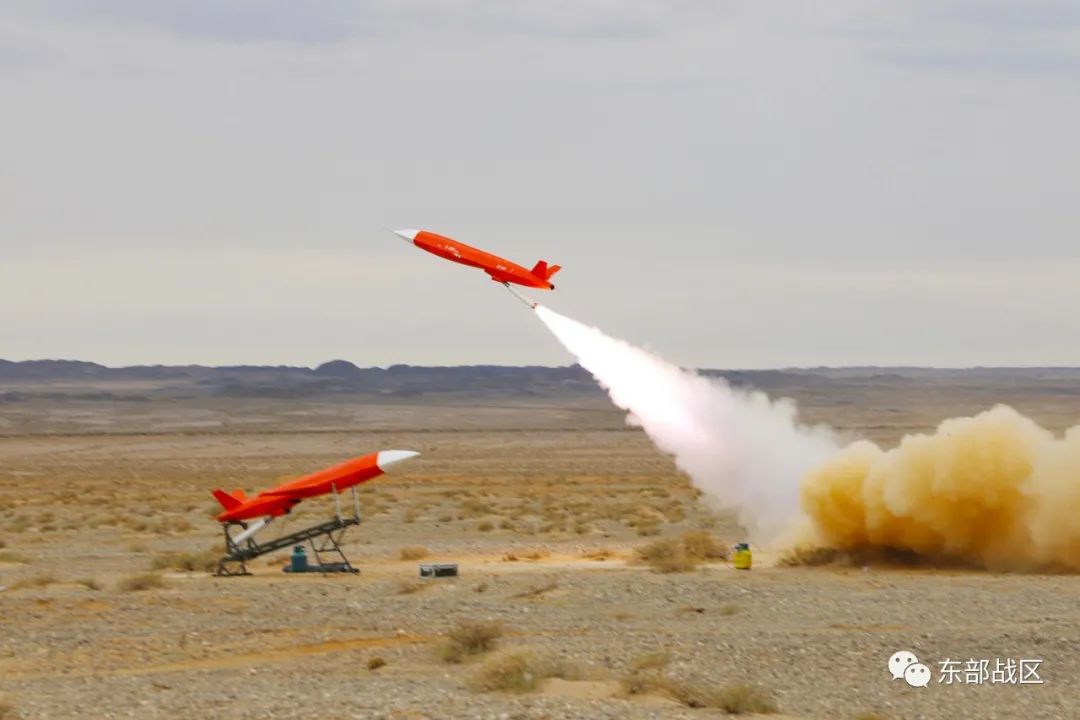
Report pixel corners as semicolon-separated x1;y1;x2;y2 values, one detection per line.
2;1;1078;369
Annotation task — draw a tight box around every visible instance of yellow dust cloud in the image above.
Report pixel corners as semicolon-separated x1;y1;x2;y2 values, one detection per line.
800;405;1080;571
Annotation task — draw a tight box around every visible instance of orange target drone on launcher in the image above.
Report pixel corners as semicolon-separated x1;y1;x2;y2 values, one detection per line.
392;229;561;291
211;450;419;543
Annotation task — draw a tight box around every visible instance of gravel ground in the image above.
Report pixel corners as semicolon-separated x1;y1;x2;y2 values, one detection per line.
2;393;1077;719
2;558;1076;719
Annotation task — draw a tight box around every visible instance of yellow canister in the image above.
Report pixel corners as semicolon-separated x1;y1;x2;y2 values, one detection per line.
733;543;752;570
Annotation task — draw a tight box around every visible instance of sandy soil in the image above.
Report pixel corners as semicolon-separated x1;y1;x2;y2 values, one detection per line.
1;393;1077;719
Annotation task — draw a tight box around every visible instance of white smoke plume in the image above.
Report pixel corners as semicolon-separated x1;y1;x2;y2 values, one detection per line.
535;306;839;542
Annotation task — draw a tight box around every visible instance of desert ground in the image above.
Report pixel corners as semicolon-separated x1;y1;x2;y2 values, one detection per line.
1;370;1078;719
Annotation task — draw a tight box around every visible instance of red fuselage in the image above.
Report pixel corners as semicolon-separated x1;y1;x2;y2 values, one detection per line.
213;450;419;523
397;229;560;290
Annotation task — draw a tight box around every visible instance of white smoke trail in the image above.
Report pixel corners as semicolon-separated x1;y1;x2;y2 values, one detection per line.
535;306;839;542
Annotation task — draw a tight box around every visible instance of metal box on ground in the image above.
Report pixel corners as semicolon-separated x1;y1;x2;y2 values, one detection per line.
419;563;458;578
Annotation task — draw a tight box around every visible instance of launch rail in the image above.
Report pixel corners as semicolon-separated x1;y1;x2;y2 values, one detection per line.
215;488;363;577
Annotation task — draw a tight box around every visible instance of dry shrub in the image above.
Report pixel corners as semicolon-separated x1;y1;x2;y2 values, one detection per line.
621;670;778;714
681;530;728;560
437;621;503;663
634;538;698;573
151;547;220;573
477;520;494;532
398;546;430;561
699;683;779;714
11;574;56;590
396;580;427;595
636;523;661;537
630;651;671;672
118;572;166;592
511;579;559;599
468;651;581;693
367;656;387;671
777;546;846;567
719;603;739;616
581;548;615;561
169;517;193;533
665;677;777;712
76;578;102;591
0;551;29;565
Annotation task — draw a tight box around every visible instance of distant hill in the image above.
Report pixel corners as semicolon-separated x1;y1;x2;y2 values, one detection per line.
1;359;1077;401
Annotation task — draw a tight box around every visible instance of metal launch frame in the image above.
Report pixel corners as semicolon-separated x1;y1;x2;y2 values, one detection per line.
215;485;363;577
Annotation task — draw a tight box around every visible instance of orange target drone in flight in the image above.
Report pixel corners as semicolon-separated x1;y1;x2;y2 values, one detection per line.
393;229;561;290
211;450;419;542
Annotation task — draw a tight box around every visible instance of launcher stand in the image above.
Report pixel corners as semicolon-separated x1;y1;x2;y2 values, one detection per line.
215;486;363;577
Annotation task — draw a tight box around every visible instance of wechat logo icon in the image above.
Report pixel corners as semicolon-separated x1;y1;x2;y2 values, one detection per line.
889;650;931;688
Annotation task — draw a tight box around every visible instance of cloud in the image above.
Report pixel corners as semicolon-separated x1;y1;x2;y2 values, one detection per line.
845;0;1080;75
0;20;61;69
10;0;361;44
1;1;1077;366
5;0;689;45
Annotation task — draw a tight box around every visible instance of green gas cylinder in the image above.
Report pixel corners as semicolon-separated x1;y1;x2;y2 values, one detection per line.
733;543;752;570
290;545;308;573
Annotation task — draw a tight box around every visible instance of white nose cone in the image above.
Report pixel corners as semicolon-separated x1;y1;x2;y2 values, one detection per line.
393;229;420;244
376;449;420;473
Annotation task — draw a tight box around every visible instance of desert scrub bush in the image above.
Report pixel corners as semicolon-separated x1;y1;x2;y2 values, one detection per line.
634;538;698;573
630;651;671;672
117;572;166;592
701;683;779;713
511;579;559;599
468;651;581;693
620;668;778;714
76;578;103;591
477;520;494;532
681;530;728;561
367;656;387;671
437;621;503;663
777;546;845;567
398;545;430;561
11;574;56;590
396;580;428;595
168;517;193;533
151;547;220;572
